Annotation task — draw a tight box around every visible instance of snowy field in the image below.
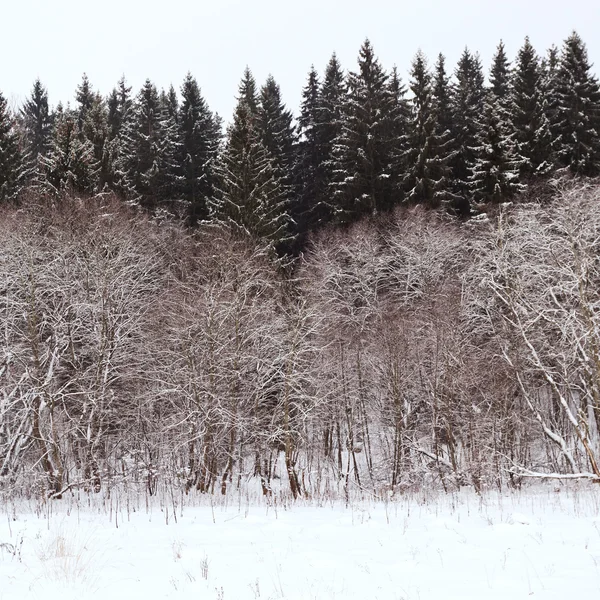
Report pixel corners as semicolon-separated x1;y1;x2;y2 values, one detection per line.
1;486;600;600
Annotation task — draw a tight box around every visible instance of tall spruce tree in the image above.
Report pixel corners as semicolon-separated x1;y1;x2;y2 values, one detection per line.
20;79;52;187
210;69;291;254
403;51;439;206
75;74;94;130
115;79;165;208
81;92;110;190
490;41;512;106
511;37;553;177
179;73;221;224
42;106;97;195
157;86;182;206
553;31;600;176
388;66;410;202
330;39;397;223
470;95;524;204
450;48;486;214
430;54;458;207
21;80;52;161
314;53;346;226
257;75;297;251
295;66;323;242
107;76;133;142
0;92;23;202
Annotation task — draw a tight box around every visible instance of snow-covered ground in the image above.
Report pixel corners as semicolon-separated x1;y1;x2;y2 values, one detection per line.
1;487;600;600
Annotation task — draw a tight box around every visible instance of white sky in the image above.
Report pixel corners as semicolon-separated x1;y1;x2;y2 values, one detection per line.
3;0;599;122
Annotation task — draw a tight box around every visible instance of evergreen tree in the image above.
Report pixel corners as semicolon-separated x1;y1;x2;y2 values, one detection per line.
470;95;524;204
82;92;110;190
403;51;439;206
430;54;458;207
314;53;346;225
115;79;165;208
257;75;297;250
75;73;94;129
511;37;553;176
295;66;323;241
20;79;52;187
330;39;397;223
161;85;179;123
489;41;512;105
450;48;486;214
553;31;600;176
42;106;97;195
107;76;133;141
21;79;52;161
210;69;291;254
157;86;182;204
388;66;410;201
0;91;23;202
179;73;221;224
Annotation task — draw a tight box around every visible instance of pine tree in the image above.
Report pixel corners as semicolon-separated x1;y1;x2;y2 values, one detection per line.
470;95;524;204
210;69;291;254
157;86;182;205
179;72;221;224
553;31;600;176
403;51;438;206
20;79;52;187
511;37;553;176
295;66;323;242
75;73;94;129
107;76;133;141
163;85;179;123
450;48;486;214
0;91;23;202
388;66;410;202
115;79;164;208
42;106;97;195
430;54;458;207
490;41;512;106
257;75;297;250
81;92;110;190
21;79;52;161
330;39;397;223
314;53;346;226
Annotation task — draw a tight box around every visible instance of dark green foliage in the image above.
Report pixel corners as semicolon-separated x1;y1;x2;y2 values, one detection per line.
21;79;52;161
295;66;323;242
511;37;553;176
490;41;511;106
553;32;600;176
258;76;296;188
0;92;23;202
403;51;439;206
42;106;97;195
257;75;297;252
107;76;133;142
75;74;94;130
430;54;459;207
330;39;398;223
210;69;291;254
81;92;110;190
116;79;174;209
178;73;221;223
471;96;524;204
387;66;410;201
314;54;346;225
450;48;486;214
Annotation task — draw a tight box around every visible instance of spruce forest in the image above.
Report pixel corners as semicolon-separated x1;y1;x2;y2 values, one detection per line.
3;31;600;500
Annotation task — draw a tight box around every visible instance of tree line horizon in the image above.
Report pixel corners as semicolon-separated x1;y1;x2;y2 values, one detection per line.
0;30;599;256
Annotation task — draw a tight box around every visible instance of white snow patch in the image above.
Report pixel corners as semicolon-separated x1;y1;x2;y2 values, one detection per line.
0;488;599;599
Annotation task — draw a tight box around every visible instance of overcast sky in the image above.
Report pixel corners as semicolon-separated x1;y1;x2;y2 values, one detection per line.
2;0;599;122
